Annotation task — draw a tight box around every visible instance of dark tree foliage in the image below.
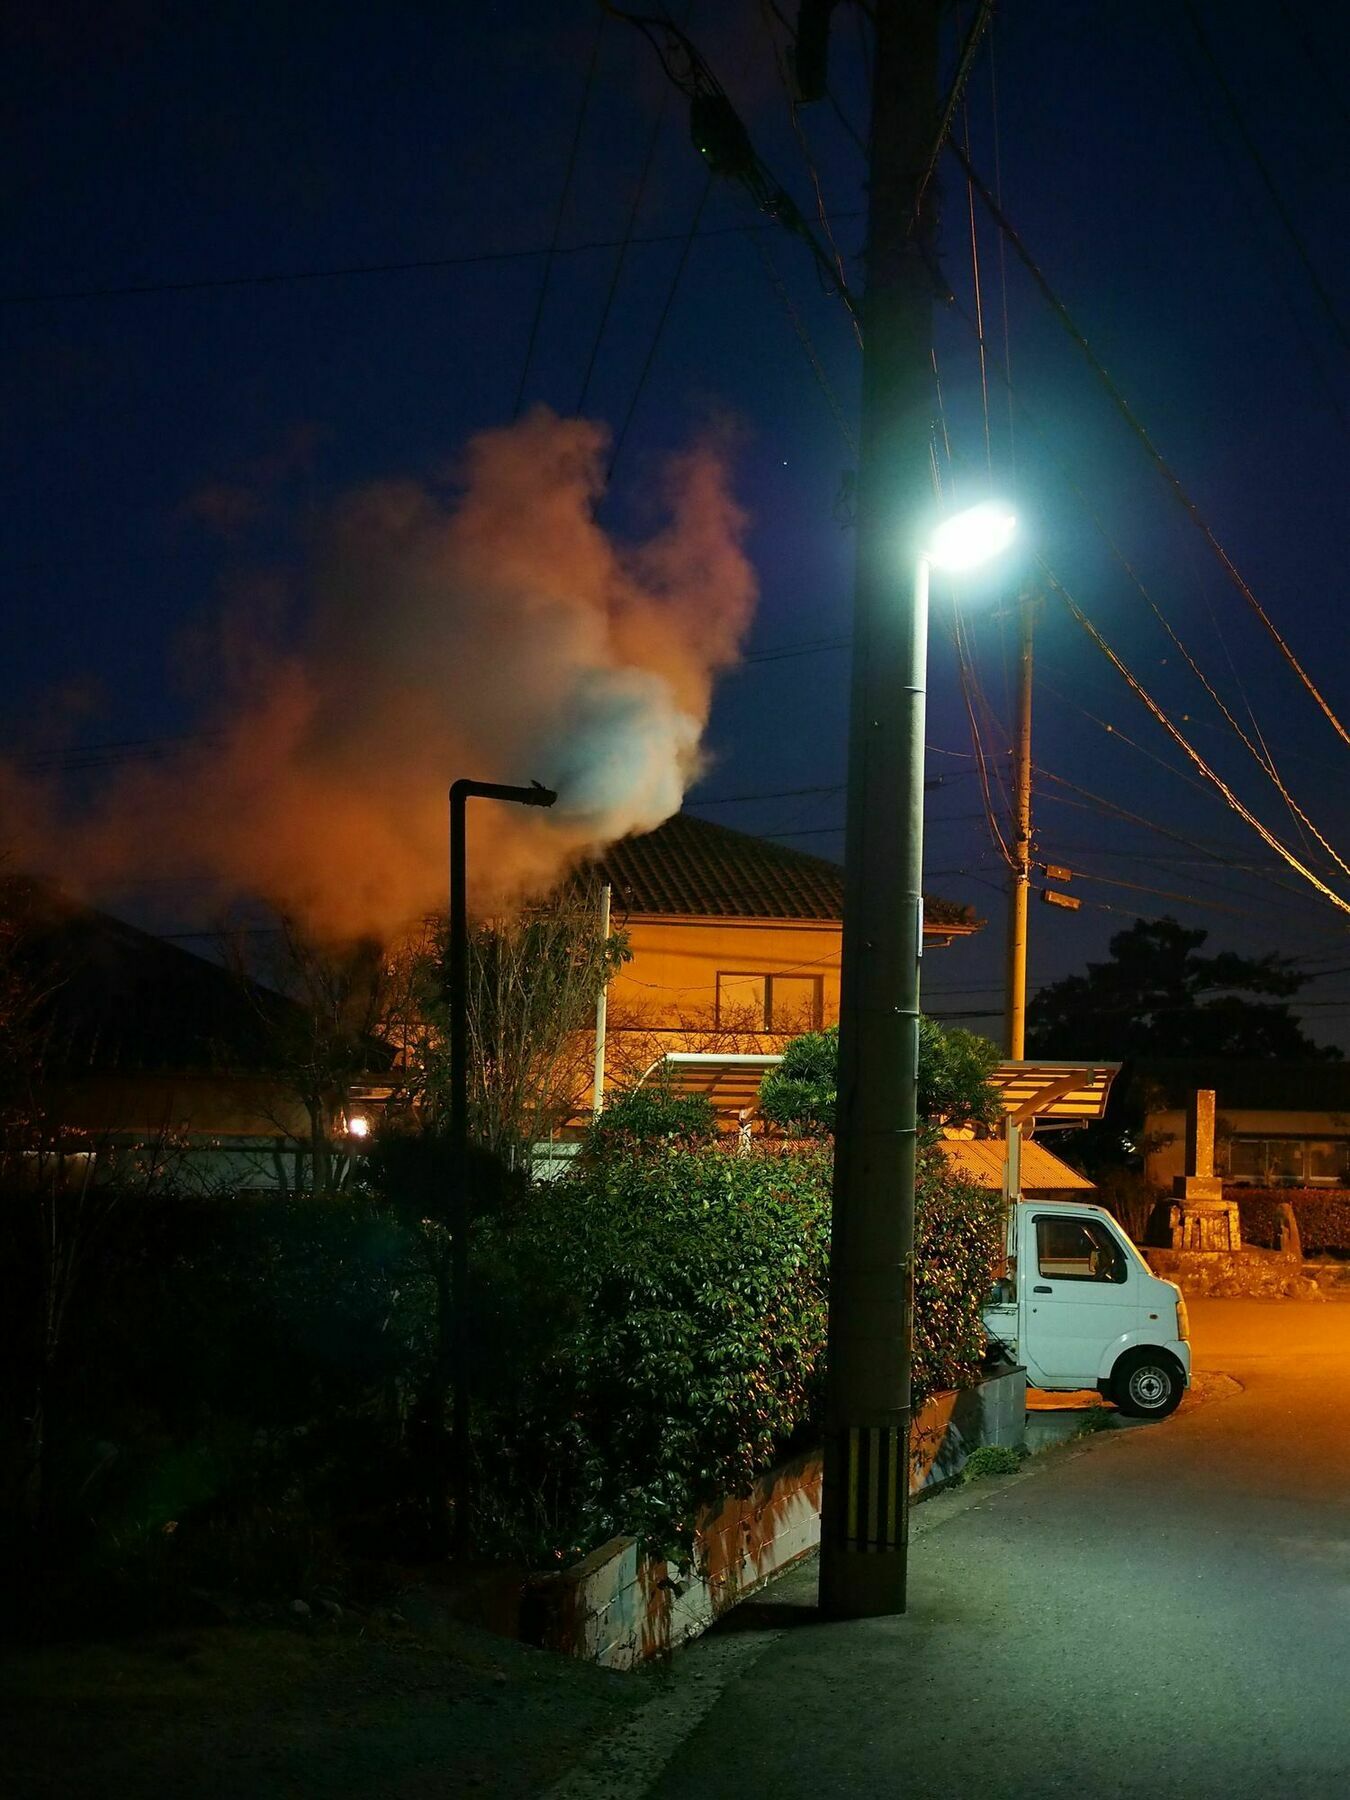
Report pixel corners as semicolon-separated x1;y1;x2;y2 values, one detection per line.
1026;917;1339;1063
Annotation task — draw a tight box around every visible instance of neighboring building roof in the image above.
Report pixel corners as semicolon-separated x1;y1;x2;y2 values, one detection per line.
5;878;391;1076
1133;1057;1350;1114
592;813;978;931
940;1137;1094;1193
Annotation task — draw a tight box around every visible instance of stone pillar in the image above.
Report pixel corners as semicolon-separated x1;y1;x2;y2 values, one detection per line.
1171;1088;1242;1251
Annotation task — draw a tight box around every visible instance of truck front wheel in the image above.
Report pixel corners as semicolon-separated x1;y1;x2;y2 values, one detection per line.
1109;1349;1184;1419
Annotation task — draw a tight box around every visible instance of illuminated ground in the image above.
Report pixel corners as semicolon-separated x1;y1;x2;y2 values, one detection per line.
567;1299;1350;1800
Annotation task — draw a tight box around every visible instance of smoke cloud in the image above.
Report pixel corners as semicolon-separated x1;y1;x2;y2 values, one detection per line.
6;409;757;939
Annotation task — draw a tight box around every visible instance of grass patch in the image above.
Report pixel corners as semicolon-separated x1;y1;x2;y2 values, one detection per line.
957;1444;1025;1483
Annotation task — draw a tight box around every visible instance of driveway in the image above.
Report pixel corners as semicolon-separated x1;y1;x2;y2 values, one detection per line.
552;1299;1350;1800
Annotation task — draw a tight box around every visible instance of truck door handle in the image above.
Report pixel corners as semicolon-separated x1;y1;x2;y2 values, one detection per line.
1033;1285;1052;1294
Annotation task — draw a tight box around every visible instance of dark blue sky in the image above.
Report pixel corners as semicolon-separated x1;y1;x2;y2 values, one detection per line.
5;1;1350;1043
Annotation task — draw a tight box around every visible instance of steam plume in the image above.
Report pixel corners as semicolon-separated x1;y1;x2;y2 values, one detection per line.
6;409;756;938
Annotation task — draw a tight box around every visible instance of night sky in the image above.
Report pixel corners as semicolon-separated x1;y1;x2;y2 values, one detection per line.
5;2;1349;1044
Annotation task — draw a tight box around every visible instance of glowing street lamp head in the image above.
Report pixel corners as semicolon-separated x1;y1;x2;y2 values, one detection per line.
925;502;1018;573
346;1113;371;1140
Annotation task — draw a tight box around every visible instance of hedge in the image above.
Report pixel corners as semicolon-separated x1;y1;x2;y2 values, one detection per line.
474;1139;1005;1565
1231;1187;1350;1253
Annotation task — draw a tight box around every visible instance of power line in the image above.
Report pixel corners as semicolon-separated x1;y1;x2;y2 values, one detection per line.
607;169;714;479
1043;560;1350;919
575;10;678;417
1183;0;1350;357
514;6;608;418
1;217;860;308
949;135;1350;754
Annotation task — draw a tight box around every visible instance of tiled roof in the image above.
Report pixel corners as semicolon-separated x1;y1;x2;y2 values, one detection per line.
591;813;977;929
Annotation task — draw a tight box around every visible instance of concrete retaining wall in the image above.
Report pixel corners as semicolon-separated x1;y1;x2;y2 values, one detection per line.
539;1364;1026;1669
1145;1245;1323;1299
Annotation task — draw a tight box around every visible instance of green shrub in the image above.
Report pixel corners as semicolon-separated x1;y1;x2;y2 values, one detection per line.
1232;1187;1350;1253
584;1084;717;1158
473;1145;832;1563
473;1136;1005;1565
758;1018;1001;1141
912;1149;1005;1410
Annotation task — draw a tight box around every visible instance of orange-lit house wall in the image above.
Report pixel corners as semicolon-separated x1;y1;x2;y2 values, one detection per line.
601;911;975;1087
611;916;842;1027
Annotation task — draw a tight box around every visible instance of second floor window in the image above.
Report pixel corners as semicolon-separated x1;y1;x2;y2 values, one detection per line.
716;972;823;1032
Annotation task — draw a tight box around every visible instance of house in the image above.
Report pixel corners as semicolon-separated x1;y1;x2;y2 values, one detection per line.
590;812;980;1090
3;878;391;1193
1138;1058;1350;1190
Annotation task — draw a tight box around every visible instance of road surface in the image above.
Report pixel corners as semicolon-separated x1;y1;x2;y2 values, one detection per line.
555;1299;1350;1800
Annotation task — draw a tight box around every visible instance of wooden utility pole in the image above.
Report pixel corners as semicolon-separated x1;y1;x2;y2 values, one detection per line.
1005;594;1034;1059
819;0;942;1620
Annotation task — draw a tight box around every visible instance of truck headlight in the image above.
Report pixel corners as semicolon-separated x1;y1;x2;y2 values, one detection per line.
1175;1295;1190;1343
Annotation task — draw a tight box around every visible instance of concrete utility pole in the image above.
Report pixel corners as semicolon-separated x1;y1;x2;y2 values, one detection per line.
1005;594;1034;1059
592;882;612;1116
819;0;942;1620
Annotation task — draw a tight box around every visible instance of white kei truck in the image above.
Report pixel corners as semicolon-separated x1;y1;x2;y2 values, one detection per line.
983;1198;1191;1418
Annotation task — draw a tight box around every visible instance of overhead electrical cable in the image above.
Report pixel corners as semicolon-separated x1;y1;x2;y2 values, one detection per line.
760;0;860;345
513;6;608;418
939;288;1350;873
576;17;678;416
750;230;857;452
948;136;1350;753
986;18;1016;473
961;104;993;474
1036;452;1350;884
605;6;859;316
1275;0;1350;133
1183;0;1350;356
1033;767;1332;906
607;169;714;480
909;0;995;235
1171;14;1349;437
1042;563;1350;919
1;216;864;309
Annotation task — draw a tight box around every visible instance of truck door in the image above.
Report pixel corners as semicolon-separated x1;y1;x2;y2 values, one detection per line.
1024;1213;1137;1388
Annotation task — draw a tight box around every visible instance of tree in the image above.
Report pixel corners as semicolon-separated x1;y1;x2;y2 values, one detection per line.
409;882;629;1166
1026;916;1339;1063
224;917;409;1194
758;1017;1001;1141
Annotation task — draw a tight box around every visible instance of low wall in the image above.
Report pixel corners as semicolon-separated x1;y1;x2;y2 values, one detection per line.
1145;1245;1322;1299
538;1364;1026;1669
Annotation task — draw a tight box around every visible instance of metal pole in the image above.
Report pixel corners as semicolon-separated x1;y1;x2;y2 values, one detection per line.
447;777;556;1555
819;0;941;1620
1005;594;1034;1060
592;882;612;1116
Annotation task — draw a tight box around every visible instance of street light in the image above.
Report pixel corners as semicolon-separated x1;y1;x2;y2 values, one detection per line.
925;502;1018;573
821;499;1017;1621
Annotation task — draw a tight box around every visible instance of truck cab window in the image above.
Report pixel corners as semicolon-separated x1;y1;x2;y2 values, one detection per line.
1035;1215;1126;1284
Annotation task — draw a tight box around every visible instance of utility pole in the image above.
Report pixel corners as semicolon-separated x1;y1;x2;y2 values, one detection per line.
1005;594;1034;1060
592;882;612;1116
819;0;942;1620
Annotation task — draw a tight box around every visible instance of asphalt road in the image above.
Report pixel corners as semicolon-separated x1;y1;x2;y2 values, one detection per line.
556;1300;1350;1800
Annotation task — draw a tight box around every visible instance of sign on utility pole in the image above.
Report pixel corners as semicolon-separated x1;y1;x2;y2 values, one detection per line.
819;0;942;1620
